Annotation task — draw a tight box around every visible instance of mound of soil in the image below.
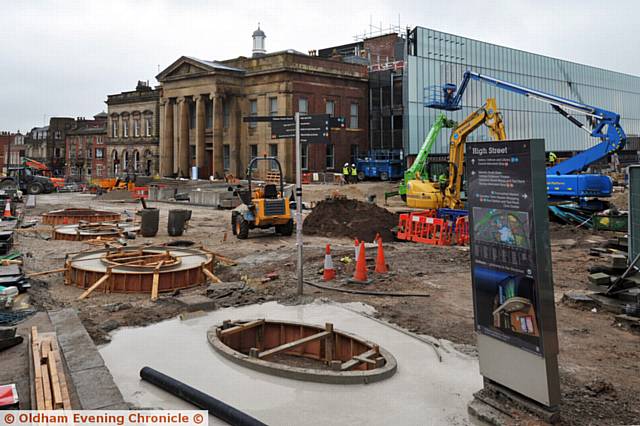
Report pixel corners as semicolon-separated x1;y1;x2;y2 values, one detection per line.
303;198;398;242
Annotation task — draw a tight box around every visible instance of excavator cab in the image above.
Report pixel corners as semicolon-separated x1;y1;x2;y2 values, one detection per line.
232;156;293;239
406;98;506;209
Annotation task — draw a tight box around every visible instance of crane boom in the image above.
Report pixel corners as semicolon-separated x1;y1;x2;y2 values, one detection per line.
426;70;627;199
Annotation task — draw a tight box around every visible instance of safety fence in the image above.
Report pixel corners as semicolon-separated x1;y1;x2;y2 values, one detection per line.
396;208;469;246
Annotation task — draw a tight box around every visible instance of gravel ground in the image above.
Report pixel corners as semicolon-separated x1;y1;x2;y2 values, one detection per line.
12;183;640;424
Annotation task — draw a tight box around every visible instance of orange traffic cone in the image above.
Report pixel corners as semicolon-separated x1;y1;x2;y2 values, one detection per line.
354;238;360;260
352;241;369;283
3;199;11;218
375;237;389;273
322;244;336;281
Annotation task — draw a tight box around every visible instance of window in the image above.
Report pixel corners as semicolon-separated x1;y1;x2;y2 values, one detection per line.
249;100;257;128
123;119;129;137
325;100;335;117
86;167;92;176
326;144;334;169
112;119;118;138
269;97;278;116
96;148;104;159
54;131;61;140
55;148;61;158
249;144;258;169
96;164;104;177
134;151;140;171
133;118;140;137
269;143;278;170
298;98;308;115
301;143;308;170
123;151;129;171
223;145;230;170
349;103;359;129
350;144;359;163
145;117;152;136
112;150;119;175
223;100;230;129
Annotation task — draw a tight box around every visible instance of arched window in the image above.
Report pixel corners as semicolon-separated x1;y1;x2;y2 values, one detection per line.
123;151;129;172
112;150;119;175
133;150;140;172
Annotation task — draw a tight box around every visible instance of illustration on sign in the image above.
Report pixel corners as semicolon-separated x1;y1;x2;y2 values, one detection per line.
467;140;544;355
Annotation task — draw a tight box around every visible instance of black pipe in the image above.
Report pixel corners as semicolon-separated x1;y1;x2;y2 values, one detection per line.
140;367;267;426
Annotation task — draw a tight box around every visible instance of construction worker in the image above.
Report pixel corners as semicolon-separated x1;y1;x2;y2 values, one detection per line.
548;151;557;166
351;164;358;184
342;163;350;185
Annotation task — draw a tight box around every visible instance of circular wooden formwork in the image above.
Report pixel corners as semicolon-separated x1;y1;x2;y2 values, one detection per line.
42;208;122;225
53;222;140;241
208;319;397;384
66;245;214;294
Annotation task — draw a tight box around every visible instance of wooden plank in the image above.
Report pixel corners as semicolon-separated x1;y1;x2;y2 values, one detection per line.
203;268;222;283
150;261;164;302
40;339;51;359
31;337;45;410
50;342;72;410
324;323;334;362
77;273;110;300
219;319;265;337
340;348;379;371
31;326;38;345
27;268;67;278
41;364;53;410
47;352;63;409
258;331;330;359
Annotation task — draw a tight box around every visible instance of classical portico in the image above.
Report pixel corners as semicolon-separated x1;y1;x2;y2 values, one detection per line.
157;56;244;178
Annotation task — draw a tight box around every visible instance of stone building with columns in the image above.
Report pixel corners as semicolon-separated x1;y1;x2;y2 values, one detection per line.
106;81;160;177
156;26;369;181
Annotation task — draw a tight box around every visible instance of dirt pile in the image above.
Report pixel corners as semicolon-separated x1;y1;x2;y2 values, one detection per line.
303;198;398;242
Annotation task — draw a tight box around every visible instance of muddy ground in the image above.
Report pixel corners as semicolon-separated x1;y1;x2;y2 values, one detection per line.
10;182;640;425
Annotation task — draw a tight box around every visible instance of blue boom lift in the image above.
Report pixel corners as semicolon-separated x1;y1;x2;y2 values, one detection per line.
425;71;627;201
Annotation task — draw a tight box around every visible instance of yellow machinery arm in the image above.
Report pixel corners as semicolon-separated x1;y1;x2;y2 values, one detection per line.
443;98;506;208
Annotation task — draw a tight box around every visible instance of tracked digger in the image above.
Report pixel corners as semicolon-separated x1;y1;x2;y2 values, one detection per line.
405;98;506;209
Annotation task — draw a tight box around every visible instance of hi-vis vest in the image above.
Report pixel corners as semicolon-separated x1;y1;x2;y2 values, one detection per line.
343;167;349;175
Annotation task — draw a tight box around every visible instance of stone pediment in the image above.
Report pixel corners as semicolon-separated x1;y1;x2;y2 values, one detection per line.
157;56;244;82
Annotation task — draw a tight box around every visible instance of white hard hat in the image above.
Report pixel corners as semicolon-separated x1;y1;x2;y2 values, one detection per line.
351;164;355;167
344;163;349;166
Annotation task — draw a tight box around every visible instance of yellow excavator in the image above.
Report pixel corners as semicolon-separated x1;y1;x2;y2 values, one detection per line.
405;98;506;209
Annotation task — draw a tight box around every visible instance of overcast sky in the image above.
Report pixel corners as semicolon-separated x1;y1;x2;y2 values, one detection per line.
1;0;638;132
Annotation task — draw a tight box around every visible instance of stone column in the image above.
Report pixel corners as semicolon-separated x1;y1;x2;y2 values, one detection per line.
177;97;190;177
210;93;224;178
195;95;206;174
160;99;174;176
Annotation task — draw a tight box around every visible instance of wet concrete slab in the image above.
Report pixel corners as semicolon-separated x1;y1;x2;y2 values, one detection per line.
100;301;483;425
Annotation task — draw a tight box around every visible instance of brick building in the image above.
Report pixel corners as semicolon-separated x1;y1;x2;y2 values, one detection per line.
106;81;160;177
156;26;369;181
320;32;405;153
65;113;108;180
0;132;10;172
47;117;75;176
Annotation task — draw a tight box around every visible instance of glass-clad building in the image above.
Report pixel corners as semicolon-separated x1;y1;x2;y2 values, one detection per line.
405;26;640;156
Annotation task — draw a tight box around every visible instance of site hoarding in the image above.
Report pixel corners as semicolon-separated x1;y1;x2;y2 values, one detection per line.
467;139;561;407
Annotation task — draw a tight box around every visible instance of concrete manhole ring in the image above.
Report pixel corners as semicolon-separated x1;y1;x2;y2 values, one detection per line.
208;319;397;384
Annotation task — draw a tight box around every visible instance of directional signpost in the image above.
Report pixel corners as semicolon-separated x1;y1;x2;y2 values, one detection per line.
243;114;345;295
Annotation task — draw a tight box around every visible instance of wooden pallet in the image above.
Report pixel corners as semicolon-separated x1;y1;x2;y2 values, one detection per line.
30;327;72;410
